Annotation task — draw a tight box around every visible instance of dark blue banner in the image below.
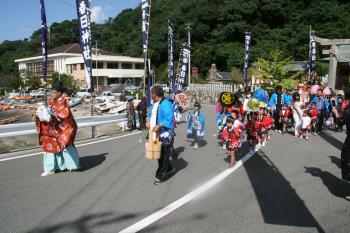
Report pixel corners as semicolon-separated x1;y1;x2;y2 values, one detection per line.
309;31;317;83
40;0;48;82
243;32;251;84
176;43;191;91
142;0;150;54
142;0;151;105
168;20;175;93
76;0;93;92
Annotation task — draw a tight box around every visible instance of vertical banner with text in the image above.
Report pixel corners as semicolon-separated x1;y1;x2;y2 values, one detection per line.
168;20;175;93
176;43;191;91
40;0;48;82
142;0;151;105
76;0;93;92
243;32;251;85
309;30;317;84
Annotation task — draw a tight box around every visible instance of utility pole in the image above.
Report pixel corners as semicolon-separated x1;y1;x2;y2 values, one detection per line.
96;40;99;93
186;23;192;86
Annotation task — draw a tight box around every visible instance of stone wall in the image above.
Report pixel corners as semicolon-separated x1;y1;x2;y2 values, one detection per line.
185;90;220;105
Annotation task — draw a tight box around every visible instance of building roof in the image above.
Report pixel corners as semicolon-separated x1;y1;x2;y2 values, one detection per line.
284;61;309;71
216;72;232;81
32;43;119;56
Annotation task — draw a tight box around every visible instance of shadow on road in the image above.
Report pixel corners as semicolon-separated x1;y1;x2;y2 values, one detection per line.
166;158;188;182
305;166;350;199
329;156;341;169
80;153;107;171
174;146;185;155
244;151;325;233
319;132;343;150
27;212;140;233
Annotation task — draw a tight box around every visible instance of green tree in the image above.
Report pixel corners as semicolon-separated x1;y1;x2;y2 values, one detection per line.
25;74;42;90
49;72;75;89
250;49;304;90
231;67;244;84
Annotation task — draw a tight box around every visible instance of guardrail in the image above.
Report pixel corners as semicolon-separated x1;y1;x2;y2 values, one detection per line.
0;114;128;138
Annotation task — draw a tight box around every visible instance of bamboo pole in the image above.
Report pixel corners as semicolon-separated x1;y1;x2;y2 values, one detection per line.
143;0;152;96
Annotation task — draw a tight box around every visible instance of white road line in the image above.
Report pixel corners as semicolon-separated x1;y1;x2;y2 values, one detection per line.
119;150;257;233
0;131;142;162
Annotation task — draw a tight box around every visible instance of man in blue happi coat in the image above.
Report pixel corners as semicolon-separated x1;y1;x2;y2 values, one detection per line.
147;85;175;185
267;85;288;132
310;89;326;133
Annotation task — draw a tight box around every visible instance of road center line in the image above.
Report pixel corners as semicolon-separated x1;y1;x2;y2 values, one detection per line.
119;149;257;233
0;131;142;162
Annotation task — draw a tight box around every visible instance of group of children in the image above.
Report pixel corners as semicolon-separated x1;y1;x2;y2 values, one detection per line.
185;84;349;168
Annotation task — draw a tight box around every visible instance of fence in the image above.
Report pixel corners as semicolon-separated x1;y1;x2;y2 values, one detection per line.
188;83;243;93
0;114;128;138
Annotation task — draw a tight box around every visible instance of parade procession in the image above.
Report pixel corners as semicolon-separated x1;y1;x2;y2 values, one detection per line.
0;0;349;233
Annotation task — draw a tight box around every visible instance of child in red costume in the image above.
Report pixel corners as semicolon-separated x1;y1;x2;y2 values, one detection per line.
245;112;258;153
279;104;292;134
310;102;319;135
222;111;243;167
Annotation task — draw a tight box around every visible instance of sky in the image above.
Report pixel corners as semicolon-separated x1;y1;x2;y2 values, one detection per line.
0;0;140;42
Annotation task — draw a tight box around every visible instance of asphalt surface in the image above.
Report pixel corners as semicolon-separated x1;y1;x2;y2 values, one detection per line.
0;105;349;233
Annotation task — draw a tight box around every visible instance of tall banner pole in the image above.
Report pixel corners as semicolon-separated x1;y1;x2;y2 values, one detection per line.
243;32;251;86
168;19;175;94
142;0;151;105
76;0;94;136
309;28;317;84
176;43;191;91
40;0;48;105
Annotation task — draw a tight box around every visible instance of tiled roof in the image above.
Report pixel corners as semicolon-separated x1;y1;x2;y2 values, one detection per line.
32;43;119;56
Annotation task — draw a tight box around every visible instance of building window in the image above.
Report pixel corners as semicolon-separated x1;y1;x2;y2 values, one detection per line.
135;63;144;70
73;64;77;70
25;60;54;77
107;62;119;69
92;62;104;69
80;63;85;70
92;76;105;85
122;63;132;69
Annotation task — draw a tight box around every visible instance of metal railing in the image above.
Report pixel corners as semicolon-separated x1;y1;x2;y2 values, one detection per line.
188;83;243;93
0;114;128;138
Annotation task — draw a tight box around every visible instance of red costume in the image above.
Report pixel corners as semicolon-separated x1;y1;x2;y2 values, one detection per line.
256;114;266;136
36;98;77;153
245;119;258;141
279;108;292;124
222;120;243;150
262;115;271;129
310;108;319;118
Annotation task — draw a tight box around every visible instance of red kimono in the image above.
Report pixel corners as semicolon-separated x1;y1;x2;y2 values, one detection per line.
222;120;243;150
256;114;266;136
36;98;77;153
262;115;272;129
279;108;292;124
246;119;258;140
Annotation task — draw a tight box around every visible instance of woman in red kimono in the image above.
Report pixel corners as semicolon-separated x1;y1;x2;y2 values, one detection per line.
36;81;80;176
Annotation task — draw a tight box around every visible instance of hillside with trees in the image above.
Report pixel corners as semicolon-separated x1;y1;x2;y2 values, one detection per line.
0;0;349;89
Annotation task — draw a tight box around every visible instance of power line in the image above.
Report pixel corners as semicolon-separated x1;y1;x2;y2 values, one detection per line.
57;0;75;9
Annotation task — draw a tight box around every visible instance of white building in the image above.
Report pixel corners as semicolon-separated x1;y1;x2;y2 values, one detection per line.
15;43;145;89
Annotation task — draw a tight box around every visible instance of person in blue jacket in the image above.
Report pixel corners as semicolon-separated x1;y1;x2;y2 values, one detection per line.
187;101;206;150
267;85;288;132
310;89;325;133
147;85;175;185
284;88;293;106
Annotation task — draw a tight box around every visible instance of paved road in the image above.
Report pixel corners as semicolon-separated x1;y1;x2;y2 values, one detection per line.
0;105;349;233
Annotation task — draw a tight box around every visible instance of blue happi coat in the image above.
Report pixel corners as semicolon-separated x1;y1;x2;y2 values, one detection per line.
187;110;206;138
267;92;289;109
148;98;174;145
